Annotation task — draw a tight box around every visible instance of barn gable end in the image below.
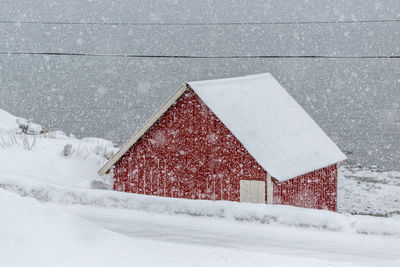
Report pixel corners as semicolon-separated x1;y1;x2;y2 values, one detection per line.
113;89;268;201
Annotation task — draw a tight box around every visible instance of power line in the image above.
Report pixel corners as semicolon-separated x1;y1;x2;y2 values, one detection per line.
0;19;399;27
0;51;399;59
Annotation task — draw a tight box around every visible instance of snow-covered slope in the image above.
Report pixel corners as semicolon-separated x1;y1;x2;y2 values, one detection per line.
8;189;396;267
0;108;116;189
2;176;400;236
1;107;400;266
0;108;46;135
0;189;169;267
0;134;114;188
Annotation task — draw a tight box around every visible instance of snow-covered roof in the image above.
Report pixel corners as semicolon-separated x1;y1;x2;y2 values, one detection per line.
188;73;347;181
99;73;346;180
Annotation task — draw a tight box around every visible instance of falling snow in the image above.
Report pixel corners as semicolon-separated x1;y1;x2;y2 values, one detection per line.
0;1;399;266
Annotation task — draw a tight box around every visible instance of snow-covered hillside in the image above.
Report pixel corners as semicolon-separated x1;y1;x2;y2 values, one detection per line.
0;133;115;189
0;109;116;189
1;108;400;266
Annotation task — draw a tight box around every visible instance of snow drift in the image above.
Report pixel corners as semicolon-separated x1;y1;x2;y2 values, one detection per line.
1;175;399;237
0;189;169;267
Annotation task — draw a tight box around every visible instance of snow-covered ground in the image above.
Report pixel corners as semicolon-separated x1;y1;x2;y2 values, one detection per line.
62;204;400;266
0;189;168;267
0;111;116;189
8;189;399;267
1;108;400;266
338;164;400;216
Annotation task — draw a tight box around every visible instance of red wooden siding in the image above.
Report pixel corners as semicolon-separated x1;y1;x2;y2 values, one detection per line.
273;164;337;211
113;89;266;202
113;89;338;211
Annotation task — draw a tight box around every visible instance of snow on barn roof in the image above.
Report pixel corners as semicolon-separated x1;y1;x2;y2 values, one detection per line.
99;73;346;180
188;73;346;181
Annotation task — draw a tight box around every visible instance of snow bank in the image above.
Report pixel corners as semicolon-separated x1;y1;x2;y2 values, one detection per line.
3;188;377;267
0;108;117;189
1;176;399;237
0;134;113;188
0;189;169;267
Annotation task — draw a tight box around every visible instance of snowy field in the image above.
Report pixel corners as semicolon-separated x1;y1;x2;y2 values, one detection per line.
1;108;400;266
339;164;400;216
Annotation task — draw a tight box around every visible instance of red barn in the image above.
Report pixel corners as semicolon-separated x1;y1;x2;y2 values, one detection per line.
99;73;347;211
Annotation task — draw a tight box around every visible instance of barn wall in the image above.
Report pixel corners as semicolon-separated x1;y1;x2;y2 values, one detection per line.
112;88;338;211
273;164;338;211
113;89;268;201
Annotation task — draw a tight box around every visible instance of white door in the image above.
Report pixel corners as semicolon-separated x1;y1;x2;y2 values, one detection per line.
240;180;265;203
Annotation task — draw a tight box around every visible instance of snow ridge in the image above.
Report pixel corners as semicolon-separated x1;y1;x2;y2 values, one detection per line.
1;176;399;237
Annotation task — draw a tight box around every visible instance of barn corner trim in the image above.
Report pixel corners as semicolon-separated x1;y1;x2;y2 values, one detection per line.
98;83;188;176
